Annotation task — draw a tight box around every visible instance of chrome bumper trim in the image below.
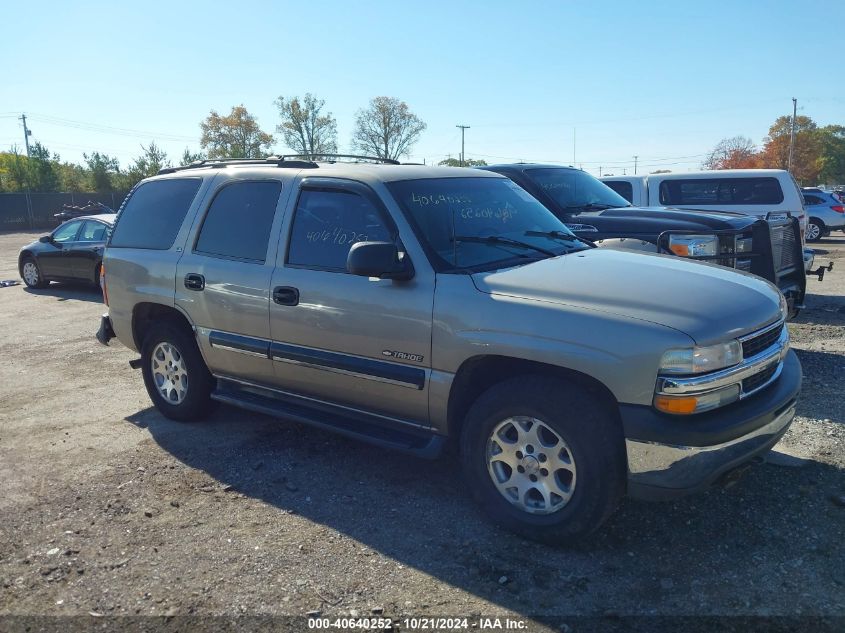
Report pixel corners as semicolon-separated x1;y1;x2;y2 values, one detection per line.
626;404;795;494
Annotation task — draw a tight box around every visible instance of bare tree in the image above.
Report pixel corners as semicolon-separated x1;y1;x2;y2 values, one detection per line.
702;136;758;170
351;97;427;160
275;93;338;156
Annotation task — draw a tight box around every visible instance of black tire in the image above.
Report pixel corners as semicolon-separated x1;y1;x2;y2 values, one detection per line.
459;375;626;543
806;219;824;243
20;256;48;289
140;320;216;421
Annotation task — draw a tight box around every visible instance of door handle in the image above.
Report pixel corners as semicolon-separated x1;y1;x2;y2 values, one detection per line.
184;273;205;291
273;286;299;306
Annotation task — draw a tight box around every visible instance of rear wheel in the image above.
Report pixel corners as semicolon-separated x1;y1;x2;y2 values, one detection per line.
141;321;216;421
21;256;47;289
460;376;626;543
806;219;823;242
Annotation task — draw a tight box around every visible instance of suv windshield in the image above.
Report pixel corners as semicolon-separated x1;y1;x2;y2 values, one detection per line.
525;168;630;210
388;177;586;272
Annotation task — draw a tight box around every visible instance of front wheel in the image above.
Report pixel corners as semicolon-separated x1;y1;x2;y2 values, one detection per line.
141;321;216;421
460;376;626;543
21;257;48;289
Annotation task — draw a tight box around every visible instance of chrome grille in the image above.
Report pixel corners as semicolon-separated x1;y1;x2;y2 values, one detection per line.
770;223;798;272
742;322;784;359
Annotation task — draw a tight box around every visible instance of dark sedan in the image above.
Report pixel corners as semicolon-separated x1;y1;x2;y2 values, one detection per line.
18;214;116;289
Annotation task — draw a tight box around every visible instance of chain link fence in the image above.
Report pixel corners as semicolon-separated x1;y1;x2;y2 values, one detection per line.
0;192;129;232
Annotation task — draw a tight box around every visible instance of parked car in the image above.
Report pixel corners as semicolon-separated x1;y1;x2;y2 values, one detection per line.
96;157;799;542
18;214;115;289
601;169;809;236
480;164;806;317
801;188;845;242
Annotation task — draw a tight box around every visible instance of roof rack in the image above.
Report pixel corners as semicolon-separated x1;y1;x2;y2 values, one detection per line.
280;153;400;165
158;156;318;175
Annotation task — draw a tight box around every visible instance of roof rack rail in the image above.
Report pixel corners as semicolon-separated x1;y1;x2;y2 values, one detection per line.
158;156;318;175
280;153;400;165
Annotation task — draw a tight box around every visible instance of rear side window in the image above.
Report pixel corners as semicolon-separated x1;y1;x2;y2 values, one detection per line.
604;181;634;203
110;178;202;249
79;220;107;242
194;181;282;262
659;178;784;206
803;194;823;205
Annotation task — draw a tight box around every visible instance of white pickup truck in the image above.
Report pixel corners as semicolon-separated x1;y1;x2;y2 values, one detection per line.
600;169;808;233
600;169;819;273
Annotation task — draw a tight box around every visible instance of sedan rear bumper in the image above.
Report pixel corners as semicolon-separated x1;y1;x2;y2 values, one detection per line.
96;313;115;346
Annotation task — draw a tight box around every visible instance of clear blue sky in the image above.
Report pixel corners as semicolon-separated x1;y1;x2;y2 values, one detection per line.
1;0;842;175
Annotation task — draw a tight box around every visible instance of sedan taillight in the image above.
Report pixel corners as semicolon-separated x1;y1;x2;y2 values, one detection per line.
831;205;844;214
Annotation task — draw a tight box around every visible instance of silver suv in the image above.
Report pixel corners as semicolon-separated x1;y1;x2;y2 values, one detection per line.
96;156;801;542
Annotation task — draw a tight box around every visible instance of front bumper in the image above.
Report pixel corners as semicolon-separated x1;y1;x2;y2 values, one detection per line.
623;348;801;500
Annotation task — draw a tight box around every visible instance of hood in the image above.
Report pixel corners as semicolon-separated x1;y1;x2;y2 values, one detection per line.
471;248;781;345
597;206;757;230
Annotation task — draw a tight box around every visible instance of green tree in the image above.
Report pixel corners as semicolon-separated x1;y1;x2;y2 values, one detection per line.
125;142;171;187
181;147;205;166
275;93;338;156
200;105;274;159
27;142;61;192
351;96;426;160
816;125;845;185
437;157;487;167
83;152;121;191
57;161;88;192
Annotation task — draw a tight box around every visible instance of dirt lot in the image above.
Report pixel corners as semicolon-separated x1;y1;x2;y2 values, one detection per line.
1;230;844;631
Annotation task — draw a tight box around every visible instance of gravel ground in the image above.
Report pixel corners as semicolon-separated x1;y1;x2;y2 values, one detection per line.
0;230;843;631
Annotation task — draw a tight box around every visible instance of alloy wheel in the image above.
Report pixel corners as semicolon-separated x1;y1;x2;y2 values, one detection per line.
151;342;189;404
486;416;577;515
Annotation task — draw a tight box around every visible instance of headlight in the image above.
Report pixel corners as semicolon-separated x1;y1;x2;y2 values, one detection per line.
659;340;743;375
667;234;718;257
736;237;753;253
779;293;789;321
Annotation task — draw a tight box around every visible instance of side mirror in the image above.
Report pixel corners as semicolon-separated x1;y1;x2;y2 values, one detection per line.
347;241;413;281
39;235;53;244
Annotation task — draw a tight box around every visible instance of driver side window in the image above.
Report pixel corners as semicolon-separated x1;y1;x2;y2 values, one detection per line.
287;189;392;272
52;221;82;243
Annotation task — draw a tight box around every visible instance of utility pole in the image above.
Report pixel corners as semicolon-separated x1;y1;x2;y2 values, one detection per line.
598;166;601;177
787;97;797;174
573;128;576;164
633;155;639;175
456;125;470;166
19;113;32;157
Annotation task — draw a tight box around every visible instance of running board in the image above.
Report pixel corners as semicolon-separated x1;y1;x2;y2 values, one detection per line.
210;380;444;459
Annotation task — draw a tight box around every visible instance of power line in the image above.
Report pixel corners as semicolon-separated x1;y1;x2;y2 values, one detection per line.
24;113;196;142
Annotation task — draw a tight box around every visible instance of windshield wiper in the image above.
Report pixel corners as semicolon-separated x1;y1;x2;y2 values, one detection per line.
562;202;616;211
451;235;556;257
525;230;596;248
